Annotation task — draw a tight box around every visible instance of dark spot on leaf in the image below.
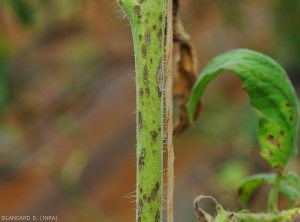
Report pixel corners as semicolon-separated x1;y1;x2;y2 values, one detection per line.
143;65;148;84
133;5;141;18
259;73;263;77
153;25;157;30
280;130;285;136
269;151;274;156
142;44;146;58
143;194;147;200
138;149;146;171
139;35;142;41
268;134;274;140
267;134;280;148
285;103;291;107
290;116;293;122
274;165;284;174
150;58;153;63
151;131;157;141
140;188;143;193
139;0;145;3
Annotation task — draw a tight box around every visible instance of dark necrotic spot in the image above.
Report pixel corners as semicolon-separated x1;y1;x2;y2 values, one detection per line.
143;65;148;84
156;62;163;97
159;14;162;22
145;87;150;96
138;112;143;130
158;29;162;41
148;182;160;202
151;131;157;141
267;134;280;148
290;116;294;122
133;5;142;18
138;200;143;215
140;88;144;97
142;44;147;58
153;25;157;30
285;103;291;107
155;210;160;222
138;149;146;171
145;29;151;46
139;35;142;41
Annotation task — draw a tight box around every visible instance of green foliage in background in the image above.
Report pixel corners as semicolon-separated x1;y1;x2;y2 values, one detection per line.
0;0;34;114
189;48;300;221
188;49;299;170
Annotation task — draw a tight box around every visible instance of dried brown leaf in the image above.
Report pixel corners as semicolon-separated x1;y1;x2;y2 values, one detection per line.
173;42;201;136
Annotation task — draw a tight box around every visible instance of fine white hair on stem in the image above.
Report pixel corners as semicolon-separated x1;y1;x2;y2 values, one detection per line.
122;190;136;199
126;70;136;82
110;1;128;21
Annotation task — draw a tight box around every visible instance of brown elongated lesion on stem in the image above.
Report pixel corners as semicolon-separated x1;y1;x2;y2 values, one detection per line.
172;0;201;137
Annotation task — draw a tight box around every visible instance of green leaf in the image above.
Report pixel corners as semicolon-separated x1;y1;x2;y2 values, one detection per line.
238;172;300;207
238;173;275;207
188;49;299;169
280;172;300;207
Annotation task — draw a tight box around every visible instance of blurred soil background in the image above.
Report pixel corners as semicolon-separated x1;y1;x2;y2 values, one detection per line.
0;0;300;221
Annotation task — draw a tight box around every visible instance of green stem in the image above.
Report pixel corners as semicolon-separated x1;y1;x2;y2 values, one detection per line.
268;170;282;213
117;1;166;221
235;212;283;222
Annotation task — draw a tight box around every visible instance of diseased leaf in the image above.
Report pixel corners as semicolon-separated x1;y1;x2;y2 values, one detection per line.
238;172;300;207
188;49;299;170
173;42;201;136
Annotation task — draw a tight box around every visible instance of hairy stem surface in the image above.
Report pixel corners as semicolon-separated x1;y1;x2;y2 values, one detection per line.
118;0;166;221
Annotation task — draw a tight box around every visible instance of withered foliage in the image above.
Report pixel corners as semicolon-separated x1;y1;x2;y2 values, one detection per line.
172;0;201;137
